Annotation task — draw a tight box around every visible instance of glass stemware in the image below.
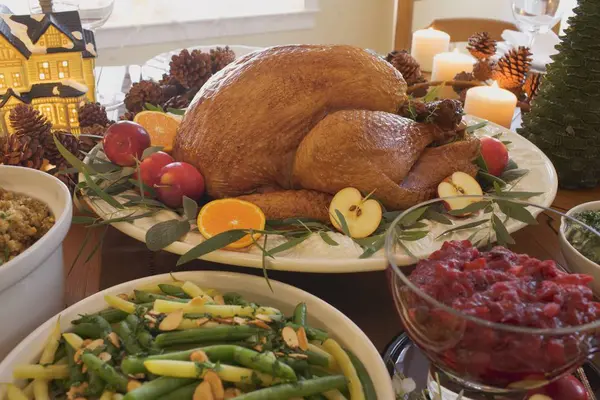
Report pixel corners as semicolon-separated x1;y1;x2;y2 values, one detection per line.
29;0;115;30
386;195;600;398
511;0;562;47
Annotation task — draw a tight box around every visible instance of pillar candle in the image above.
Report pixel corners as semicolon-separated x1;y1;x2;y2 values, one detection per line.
431;49;475;98
463;82;518;128
410;28;450;72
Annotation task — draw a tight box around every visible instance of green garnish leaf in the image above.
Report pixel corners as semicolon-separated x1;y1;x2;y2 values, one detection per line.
496;200;538;225
319;231;339;246
492;214;515;245
270;234;312;255
183;196;199;221
167;107;186;115
83;171;124;209
501;168;529;182
478;171;506;187
359;235;386;259
71;215;98;224
333;210;351;237
177;230;248;265
397;230;429;242
423;208;452;225
53;134;97;175
494;190;543;199
87;211;155;227
504;159;519;171
423;84;442;102
399;206;428;227
466;121;488;133
141;146;165;160
448;201;491;216
437;219;490;239
129;179;157;197
146;219;191;251
474;154;489;172
144;103;164;112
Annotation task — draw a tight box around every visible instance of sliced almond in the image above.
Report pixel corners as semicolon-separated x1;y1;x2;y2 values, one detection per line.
296;327;309;351
85;339;105;351
117;293;130;300
193;381;214;400
204;370;224;400
167;295;180;300
81;364;88;374
255;314;272;323
147;310;160;317
195;317;209;327
190;296;208;306
224;388;243;399
213;317;234;325
274;352;285;357
67;382;88;399
127;380;142;392
107;332;121;348
98;352;112;362
74;348;84;364
190;350;209;362
82;339;92;347
214;295;225;305
249;319;271;330
129;373;146;380
144;314;157;323
233;317;247;325
288;353;309;360
159;309;184;331
253;344;264;352
260;336;267;344
281;326;299;349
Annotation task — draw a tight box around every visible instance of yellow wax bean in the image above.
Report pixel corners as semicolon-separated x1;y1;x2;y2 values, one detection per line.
105;295;136;314
62;333;84;349
40;318;61;364
322;339;364;400
32;380;49;400
136;281;185;294
6;384;29;400
181;281;213;301
308;343;339;371
13;364;69;380
153;299;281;318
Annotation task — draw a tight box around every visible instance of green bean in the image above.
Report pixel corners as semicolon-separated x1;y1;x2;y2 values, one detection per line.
136;330;159;354
155;325;261;348
223;292;250;306
54;342;67;363
233;348;297;381
159;382;197;400
346;349;376;400
280;357;310;372
122;377;196;400
308;366;333;377
98;308;129;323
114;321;144;355
125;314;141;332
158;284;190;298
293;302;307;326
307;394;327;400
65;341;85;385
81;353;128;393
85;370;106;397
306;350;330;367
121;345;236;375
234;375;347;399
134;290;188;304
72;323;104;339
286;323;328;342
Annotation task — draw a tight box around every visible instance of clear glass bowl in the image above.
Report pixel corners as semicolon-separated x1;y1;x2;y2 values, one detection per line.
385;195;600;394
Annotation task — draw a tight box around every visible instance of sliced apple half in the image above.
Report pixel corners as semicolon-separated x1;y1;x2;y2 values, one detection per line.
437;171;484;214
329;187;382;238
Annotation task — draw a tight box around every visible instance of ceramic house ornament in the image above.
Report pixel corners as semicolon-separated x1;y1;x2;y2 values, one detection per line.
0;5;97;135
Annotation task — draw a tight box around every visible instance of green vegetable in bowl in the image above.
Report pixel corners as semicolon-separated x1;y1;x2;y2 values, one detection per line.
6;280;372;399
566;210;600;264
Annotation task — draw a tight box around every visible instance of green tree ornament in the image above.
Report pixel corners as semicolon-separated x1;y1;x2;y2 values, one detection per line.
518;0;600;189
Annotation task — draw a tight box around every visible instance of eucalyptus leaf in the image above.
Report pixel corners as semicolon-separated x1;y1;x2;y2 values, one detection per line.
496;200;538;225
83;171;124;209
90;162;121;174
145;219;191;251
448;201;491;216
398;230;429;242
466;121;488;134
319;231;339;246
183;196;199;221
177;230;248;265
423;84;442;102
167;107;186;115
359;235;385;258
85;226;108;263
144;103;164;112
437;219;490;239
123;198;168;208
260;234;273;292
494;190;544;199
502;140;512;145
334;210;351;237
142;146;165;160
492;214;515;245
504;159;519;171
104;183;133;195
478;171;506;187
399;206;429;227
501;168;529;182
353;234;384;248
53;134;97;175
88;211;156;227
383;210;402;221
423;209;452;225
474;154;488;172
129;179;157;197
71;215;98;224
270;233;312;255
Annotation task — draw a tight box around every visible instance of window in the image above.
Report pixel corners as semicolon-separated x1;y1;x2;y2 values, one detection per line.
0;74;5;89
55;104;67;126
38;62;50;80
11;72;21;87
57;61;69;79
38;104;54;122
68;104;79;125
45;33;61;48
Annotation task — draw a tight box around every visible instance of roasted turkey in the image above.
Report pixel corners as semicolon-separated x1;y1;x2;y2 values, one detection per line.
173;45;480;221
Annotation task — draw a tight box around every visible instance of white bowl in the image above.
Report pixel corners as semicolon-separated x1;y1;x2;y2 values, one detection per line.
0;166;72;359
559;200;600;294
0;271;394;398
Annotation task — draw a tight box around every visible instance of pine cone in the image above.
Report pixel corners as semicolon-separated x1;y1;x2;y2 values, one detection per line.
120;111;136;121
467;32;497;60
160;84;184;103
45;131;80;166
48;164;78;194
124;80;163;113
163;95;191;110
523;72;543;103
473;59;496;81
453;71;475;95
210;46;236;73
78;102;111;127
386;50;422;85
492;46;532;89
0;133;45;169
159;73;179;86
80;124;107;153
169;49;212;90
9;104;51;138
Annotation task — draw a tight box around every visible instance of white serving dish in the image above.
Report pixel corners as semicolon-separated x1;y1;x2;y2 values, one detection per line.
559;200;600;294
0;166;72;359
0;271;395;398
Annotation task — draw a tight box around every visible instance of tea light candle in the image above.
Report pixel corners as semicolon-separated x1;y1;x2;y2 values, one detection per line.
431;49;476;98
410;28;450;72
464;82;518;128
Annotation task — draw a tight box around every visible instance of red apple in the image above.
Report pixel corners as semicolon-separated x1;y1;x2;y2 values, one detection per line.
437;171;483;215
156;162;205;208
134;151;174;190
103;121;151;166
480;136;509;177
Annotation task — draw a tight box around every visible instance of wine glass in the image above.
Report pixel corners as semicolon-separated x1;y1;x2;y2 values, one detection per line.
386;195;600;399
512;0;562;48
29;0;114;30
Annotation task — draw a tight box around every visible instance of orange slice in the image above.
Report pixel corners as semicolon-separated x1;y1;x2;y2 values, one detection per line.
133;111;180;152
197;199;266;249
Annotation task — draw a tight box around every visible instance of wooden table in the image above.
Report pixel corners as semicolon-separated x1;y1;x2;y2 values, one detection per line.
62;185;600;353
